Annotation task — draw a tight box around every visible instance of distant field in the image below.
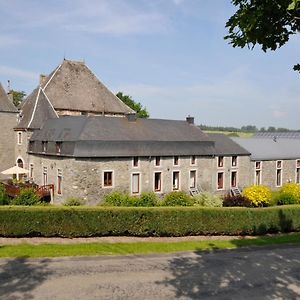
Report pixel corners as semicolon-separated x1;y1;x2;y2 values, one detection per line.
203;130;253;138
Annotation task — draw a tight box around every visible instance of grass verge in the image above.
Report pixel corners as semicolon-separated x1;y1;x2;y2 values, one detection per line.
1;234;300;258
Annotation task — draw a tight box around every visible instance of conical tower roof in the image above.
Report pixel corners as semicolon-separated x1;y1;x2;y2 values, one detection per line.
41;59;134;114
0;83;17;113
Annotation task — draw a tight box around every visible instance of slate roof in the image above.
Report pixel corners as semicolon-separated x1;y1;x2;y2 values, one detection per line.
208;133;250;156
30;116;215;157
232;137;300;161
41;60;134;114
0;83;17;113
252;132;300;139
17;60;134;130
16;87;58;130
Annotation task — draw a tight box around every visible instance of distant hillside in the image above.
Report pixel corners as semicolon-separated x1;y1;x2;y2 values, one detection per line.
203;130;253;138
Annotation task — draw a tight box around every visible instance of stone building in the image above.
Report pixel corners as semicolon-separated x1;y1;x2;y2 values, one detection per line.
0;83;18;178
232;137;300;189
15;59;134;171
27;116;250;204
7;57;299;205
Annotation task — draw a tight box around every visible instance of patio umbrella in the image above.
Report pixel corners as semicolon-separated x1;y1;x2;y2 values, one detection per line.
1;165;29;180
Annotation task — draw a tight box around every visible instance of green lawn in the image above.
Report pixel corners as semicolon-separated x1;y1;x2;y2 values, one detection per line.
1;234;300;258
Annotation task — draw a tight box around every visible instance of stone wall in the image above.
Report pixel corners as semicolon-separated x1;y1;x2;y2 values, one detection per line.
251;159;300;190
0;112;17;178
15;130;33;170
28;153;251;204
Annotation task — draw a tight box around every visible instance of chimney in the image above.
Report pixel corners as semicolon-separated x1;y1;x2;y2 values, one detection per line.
6;80;14;103
39;74;47;86
186;116;194;125
126;113;137;122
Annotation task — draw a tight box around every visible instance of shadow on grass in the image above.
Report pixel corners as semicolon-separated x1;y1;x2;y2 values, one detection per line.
0;257;52;299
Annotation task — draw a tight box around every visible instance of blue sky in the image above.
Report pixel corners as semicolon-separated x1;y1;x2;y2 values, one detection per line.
0;0;299;129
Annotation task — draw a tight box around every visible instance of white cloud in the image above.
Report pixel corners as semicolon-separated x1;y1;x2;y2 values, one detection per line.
0;0;170;35
0;65;37;81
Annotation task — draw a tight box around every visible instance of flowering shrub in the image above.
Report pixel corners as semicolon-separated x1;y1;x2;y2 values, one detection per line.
242;185;272;207
276;183;300;205
222;194;252;207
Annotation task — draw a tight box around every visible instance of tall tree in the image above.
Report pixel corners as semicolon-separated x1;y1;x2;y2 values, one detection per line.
225;0;300;72
11;90;26;107
116;92;149;118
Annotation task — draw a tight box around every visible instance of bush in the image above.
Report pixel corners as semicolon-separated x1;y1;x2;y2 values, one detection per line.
12;188;40;206
101;192;138;207
242;185;272;207
193;192;223;207
276;183;300;205
0;183;10;205
136;192;158;207
161;191;193;206
63;197;85;206
1;205;300;237
223;194;252;207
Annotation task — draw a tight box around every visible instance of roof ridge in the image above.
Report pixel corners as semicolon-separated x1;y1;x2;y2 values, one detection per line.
27;87;41;128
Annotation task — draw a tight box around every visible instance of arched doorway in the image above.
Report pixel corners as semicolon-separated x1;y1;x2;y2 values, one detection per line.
17;158;24;168
16;157;24;180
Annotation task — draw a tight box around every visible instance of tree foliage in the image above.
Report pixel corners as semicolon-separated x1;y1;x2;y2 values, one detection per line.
11;90;26;107
225;0;300;72
116;92;149;118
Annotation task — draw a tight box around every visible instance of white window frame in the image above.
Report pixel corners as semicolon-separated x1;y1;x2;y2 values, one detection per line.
154;171;162;193
172;170;180;191
217;171;224;190
231;170;238;188
276;160;283;187
57;169;63;195
102;170;114;188
132;156;139;168
254;161;262;185
131;172;141;195
217;156;224;168
29;163;34;180
189;169;197;189
154;156;161;167
43;166;48;186
17;131;22;145
173;156;180;166
296;159;300;184
190;155;197;166
231;156;238;168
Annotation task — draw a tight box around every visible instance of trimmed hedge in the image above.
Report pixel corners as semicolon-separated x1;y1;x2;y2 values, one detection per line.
1;205;300;237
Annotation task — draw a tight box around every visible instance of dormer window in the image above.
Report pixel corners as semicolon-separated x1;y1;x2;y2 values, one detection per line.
42;141;48;153
56;142;62;154
174;156;179;166
133;156;139;167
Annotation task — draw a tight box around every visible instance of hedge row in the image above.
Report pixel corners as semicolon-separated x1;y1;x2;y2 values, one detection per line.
1;205;300;237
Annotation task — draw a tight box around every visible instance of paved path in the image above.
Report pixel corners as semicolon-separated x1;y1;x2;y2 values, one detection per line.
1;244;300;299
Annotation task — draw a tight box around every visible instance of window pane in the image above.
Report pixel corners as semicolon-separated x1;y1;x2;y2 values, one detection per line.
132;174;140;194
217;172;224;189
231;171;237;187
218;157;224;168
190;170;196;188
154;173;161;191
173;172;179;190
104;172;113;187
